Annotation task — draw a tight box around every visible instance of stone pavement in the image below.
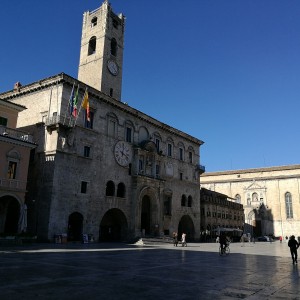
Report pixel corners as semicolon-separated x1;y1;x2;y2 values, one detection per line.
0;241;299;300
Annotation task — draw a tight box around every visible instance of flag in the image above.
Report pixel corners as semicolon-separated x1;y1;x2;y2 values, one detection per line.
69;83;75;115
72;85;79;117
81;89;90;122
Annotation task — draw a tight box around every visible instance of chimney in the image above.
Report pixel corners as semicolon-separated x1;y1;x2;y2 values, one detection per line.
14;82;22;91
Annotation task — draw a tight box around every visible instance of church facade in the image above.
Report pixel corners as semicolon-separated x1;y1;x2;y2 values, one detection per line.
0;2;204;242
200;165;300;239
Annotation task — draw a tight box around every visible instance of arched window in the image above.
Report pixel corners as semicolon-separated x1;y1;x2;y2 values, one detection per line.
107;113;118;137
111;38;117;56
7;150;20;180
181;195;186;207
91;17;97;27
138;126;149;143
117;182;126;198
106;181;115;196
88;36;96;55
235;194;241;204
252;192;258;202
187;195;192;207
285;192;293;219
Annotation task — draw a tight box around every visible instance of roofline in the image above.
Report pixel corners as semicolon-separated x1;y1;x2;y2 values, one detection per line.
0;72;204;146
0;99;26;111
202;164;300;177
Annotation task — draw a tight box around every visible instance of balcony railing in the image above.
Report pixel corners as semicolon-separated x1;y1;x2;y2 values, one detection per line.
0;125;33;143
45;114;75;127
0;178;27;190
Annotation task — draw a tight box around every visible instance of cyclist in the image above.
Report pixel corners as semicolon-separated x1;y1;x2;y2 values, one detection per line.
219;232;228;254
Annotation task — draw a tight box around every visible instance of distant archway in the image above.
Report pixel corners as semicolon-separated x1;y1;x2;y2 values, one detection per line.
100;209;128;242
141;195;151;235
68;212;83;241
178;215;195;241
0;196;20;234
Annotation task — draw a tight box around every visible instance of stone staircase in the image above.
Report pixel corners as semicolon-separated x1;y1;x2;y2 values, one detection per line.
134;236;174;246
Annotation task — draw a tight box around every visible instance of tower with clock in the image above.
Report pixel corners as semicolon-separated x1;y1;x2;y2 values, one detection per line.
78;0;125;100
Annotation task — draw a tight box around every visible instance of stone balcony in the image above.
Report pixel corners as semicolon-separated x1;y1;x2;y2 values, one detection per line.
0;125;33;143
45;114;75;128
0;178;27;191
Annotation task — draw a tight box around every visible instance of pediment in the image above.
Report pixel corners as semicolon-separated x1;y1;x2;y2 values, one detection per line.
244;180;265;191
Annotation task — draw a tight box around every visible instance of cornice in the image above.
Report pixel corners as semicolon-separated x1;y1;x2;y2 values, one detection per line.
0;73;204;146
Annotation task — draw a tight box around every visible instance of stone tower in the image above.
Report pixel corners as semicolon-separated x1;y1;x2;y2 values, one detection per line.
78;1;125;100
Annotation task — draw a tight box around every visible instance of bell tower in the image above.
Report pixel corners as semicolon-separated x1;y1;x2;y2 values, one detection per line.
78;1;125;100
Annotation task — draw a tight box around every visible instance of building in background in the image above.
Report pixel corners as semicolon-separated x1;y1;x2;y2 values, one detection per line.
200;188;244;242
201;165;300;239
0;95;36;235
0;1;204;242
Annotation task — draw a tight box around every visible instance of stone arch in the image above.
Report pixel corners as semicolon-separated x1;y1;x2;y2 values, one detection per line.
99;208;128;242
178;215;195;242
0;195;21;234
138;126;149;143
67;212;83;241
88;36;96;55
106;180;115;196
138;186;159;236
117;182;126;198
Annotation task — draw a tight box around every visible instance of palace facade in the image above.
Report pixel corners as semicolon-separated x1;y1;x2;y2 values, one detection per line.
201;165;300;238
0;1;204;242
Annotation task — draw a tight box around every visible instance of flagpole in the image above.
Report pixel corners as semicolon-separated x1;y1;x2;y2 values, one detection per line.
70;84;79;127
74;87;87;126
63;82;75;126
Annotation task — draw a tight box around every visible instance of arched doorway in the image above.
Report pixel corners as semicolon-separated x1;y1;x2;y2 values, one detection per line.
0;196;20;234
178;215;195;241
141;195;151;235
68;212;83;241
100;208;128;242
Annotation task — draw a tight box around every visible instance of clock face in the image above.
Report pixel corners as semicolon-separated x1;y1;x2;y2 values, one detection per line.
107;60;118;76
114;141;132;167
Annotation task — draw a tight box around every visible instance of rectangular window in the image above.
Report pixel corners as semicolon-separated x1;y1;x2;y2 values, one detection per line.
0;116;8;126
126;127;132;143
108;119;116;136
155;139;160;152
179;172;183;181
167;144;172;157
164;197;171;215
179;148;183;161
7;161;17;179
139;159;144;172
84;111;94;129
84;146;90;158
81;181;88;194
156;164;160;177
189;152;193;163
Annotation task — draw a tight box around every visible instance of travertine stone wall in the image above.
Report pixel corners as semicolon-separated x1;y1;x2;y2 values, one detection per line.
201;166;300;238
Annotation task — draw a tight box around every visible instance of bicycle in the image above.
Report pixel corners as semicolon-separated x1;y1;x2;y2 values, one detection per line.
219;242;230;256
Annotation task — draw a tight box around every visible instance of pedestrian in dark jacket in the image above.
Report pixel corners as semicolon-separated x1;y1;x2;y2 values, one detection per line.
288;235;299;264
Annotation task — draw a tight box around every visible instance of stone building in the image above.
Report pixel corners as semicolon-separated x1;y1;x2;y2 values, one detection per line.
200;165;300;238
0;95;36;235
0;2;204;242
200;188;244;242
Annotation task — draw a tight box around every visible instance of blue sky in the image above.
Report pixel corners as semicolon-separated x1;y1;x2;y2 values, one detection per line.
1;1;300;172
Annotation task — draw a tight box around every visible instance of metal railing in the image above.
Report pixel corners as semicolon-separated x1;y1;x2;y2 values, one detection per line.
0;125;33;143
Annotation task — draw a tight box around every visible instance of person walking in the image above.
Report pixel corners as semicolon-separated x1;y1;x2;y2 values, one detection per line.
181;232;187;247
173;232;178;247
219;232;227;254
288;235;299;264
